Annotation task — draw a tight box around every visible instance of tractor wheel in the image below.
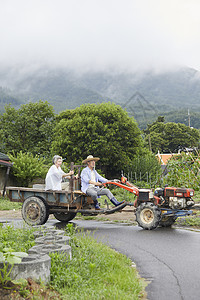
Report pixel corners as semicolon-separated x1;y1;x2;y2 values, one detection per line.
159;216;177;227
53;212;77;222
22;196;49;226
136;202;161;230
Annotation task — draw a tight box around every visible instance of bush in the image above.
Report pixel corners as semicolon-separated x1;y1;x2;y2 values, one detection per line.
163;152;200;190
9;151;48;187
125;151;162;186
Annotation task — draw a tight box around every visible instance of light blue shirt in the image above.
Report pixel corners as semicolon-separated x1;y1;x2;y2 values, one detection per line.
81;166;108;193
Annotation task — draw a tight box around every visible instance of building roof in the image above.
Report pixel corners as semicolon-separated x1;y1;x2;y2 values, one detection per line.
0;152;12;167
156;151;179;165
0;152;10;161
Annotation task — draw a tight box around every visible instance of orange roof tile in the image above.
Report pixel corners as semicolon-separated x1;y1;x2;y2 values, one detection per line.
156;153;179;165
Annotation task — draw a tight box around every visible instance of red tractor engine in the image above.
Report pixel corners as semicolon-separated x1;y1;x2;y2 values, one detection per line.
154;186;195;209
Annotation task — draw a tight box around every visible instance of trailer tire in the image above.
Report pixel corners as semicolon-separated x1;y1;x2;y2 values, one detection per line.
53;212;77;222
159;216;177;227
22;196;49;226
136;202;161;230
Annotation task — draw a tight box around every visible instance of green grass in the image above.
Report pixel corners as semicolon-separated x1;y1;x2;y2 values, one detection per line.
0;196;22;210
0;223;146;299
0;223;36;252
50;224;145;300
177;216;200;227
193;191;200;203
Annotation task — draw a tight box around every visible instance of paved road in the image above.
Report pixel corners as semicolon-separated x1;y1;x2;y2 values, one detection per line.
65;220;199;300
2;218;200;299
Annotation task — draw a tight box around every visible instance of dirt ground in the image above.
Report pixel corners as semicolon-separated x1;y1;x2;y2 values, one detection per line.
0;207;136;222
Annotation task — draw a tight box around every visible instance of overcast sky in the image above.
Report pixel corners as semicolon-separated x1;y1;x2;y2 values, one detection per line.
0;0;200;73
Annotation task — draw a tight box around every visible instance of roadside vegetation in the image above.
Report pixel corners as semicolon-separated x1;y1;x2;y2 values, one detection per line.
0;196;22;210
50;224;145;299
0;223;145;299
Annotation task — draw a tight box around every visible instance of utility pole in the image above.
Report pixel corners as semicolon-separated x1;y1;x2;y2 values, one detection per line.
188;109;191;127
148;133;152;152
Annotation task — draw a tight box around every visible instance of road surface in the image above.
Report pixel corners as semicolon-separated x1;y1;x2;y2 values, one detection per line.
68;220;200;300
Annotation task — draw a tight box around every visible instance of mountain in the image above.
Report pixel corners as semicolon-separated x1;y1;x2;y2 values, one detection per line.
0;87;23;110
0;66;200;128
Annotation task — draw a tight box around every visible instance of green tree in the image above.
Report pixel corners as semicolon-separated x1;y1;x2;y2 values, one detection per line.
144;117;200;153
51;103;143;177
0;101;55;156
9;151;47;186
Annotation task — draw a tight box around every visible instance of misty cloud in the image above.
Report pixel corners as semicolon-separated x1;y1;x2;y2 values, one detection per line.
0;0;200;72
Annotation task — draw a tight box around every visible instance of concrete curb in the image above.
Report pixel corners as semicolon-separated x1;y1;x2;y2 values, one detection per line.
0;226;71;284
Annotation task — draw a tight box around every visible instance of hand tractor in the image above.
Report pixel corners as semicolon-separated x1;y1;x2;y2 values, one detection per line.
104;176;194;229
6;163;194;230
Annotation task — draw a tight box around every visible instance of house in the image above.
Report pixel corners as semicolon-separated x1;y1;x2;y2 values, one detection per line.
155;151;179;165
0;152;13;196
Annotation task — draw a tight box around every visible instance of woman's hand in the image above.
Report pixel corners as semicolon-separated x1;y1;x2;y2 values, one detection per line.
67;170;74;176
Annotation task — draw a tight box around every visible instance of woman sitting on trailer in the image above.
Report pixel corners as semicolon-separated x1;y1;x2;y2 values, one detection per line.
45;155;74;191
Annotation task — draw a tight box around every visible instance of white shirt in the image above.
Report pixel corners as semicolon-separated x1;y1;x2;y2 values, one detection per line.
45;165;66;191
88;170;96;189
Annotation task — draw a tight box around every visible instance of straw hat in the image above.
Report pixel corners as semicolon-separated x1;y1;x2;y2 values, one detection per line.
82;155;100;164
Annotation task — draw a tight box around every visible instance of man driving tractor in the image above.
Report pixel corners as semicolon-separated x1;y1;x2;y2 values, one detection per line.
81;155;124;210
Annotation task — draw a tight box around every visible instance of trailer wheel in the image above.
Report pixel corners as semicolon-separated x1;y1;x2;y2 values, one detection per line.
136;202;161;230
22;196;49;226
53;212;77;222
159;216;177;227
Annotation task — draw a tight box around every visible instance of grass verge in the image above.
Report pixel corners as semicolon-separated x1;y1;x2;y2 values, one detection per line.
0;223;36;252
50;224;146;300
175;215;200;228
0;196;22;210
0;223;146;299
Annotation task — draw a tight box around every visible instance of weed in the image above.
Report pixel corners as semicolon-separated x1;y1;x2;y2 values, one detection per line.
0;196;22;210
49;224;145;299
0;223;36;253
0;247;28;286
182;216;200;227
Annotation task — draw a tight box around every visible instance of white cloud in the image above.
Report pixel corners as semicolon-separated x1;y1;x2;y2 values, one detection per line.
0;0;200;72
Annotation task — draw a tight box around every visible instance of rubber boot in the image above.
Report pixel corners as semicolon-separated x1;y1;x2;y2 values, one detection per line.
94;200;101;210
110;197;125;207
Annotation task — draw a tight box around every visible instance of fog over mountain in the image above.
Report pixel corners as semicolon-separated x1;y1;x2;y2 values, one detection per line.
1;65;200;129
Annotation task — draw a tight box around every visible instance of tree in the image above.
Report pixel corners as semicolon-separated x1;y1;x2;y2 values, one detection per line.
144;117;200;153
9;151;47;186
51;103;143;177
0;101;55;157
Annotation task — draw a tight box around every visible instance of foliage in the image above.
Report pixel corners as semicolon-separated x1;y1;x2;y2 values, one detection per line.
163;109;200;129
51;102;143;177
180;216;200;227
0;196;22;210
0;101;55;156
0;224;36;252
144;117;200;153
0;224;35;287
163;152;200;190
9;151;47;186
125;150;162;185
0;247;28;286
49;224;144;299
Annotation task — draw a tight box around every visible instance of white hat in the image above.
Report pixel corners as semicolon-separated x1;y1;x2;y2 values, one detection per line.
82;155;100;164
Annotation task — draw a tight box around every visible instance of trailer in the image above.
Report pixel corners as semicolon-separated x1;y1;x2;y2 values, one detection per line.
6;182;128;225
5;164;194;229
